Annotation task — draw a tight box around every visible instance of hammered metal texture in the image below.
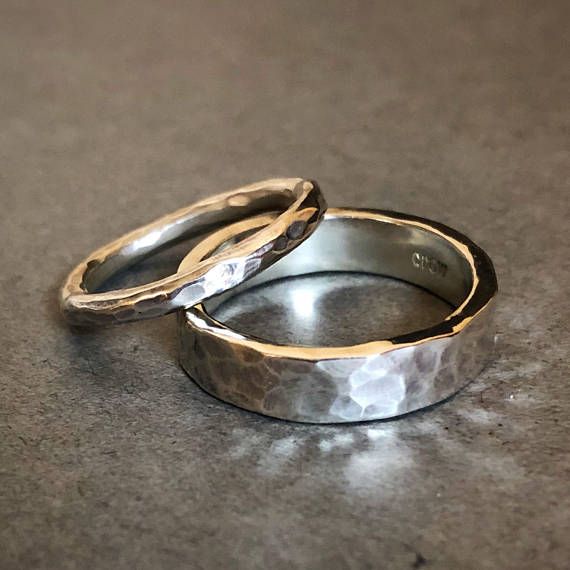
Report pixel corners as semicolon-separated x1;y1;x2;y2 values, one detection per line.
178;208;498;423
180;304;495;423
60;178;326;325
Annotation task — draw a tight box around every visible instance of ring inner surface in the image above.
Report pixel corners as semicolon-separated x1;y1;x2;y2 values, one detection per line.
81;189;296;292
202;216;473;317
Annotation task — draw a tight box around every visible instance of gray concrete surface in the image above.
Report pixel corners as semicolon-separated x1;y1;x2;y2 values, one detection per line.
1;1;569;568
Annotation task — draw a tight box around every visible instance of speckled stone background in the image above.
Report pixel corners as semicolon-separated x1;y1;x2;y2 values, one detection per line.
1;1;569;569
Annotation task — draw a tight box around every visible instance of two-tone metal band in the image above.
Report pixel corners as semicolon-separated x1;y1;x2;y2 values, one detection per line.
60;178;326;325
178;208;498;423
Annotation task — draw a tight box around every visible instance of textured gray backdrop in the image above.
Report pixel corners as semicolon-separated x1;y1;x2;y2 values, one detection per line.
1;1;569;569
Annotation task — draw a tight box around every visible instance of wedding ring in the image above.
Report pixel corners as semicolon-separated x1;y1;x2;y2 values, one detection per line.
178;208;498;423
60;178;326;325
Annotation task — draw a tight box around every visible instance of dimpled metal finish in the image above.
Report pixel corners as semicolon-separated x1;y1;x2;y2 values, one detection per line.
60;178;326;325
178;209;498;423
180;308;493;422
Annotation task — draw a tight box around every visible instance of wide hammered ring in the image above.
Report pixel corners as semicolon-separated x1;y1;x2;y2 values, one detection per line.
178;208;498;423
60;178;326;325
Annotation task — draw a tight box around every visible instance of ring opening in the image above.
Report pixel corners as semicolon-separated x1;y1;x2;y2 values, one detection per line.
211;272;453;346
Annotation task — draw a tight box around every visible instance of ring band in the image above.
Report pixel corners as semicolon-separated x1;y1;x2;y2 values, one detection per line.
178;208;498;423
60;178;326;325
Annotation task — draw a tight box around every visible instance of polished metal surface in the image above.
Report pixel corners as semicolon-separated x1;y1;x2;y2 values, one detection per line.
179;208;498;423
60;178;326;325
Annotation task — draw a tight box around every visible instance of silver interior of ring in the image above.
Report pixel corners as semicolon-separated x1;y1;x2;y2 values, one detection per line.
203;216;473;314
81;192;295;292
